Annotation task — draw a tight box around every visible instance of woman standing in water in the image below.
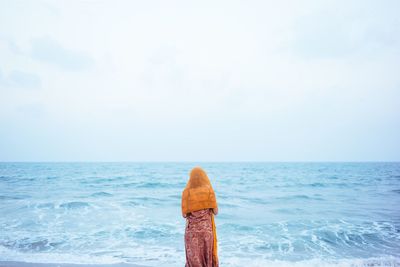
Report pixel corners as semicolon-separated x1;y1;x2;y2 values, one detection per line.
182;167;219;267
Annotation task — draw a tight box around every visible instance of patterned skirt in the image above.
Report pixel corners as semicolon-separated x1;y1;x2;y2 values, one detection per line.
184;208;219;267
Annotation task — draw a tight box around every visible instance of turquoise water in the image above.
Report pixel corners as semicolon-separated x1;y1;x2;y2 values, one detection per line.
0;162;399;266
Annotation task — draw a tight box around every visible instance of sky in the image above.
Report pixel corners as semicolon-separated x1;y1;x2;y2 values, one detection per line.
0;0;399;162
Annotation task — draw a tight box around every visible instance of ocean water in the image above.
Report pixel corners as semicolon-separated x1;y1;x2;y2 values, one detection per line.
0;162;399;267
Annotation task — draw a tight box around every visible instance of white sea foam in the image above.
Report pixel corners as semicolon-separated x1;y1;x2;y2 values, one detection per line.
1;162;399;266
0;246;120;264
1;243;399;267
222;257;400;267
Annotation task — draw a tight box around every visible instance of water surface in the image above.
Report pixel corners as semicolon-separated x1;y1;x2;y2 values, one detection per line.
0;162;399;266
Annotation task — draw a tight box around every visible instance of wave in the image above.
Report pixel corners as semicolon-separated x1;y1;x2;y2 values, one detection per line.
36;203;55;209
124;196;173;207
90;192;113;197
273;207;308;214
79;176;131;185
117;181;181;189
0;244;399;267
0;246;121;265
59;201;90;209
1;239;63;252
276;194;314;200
135;182;179;189
0;195;29;200
223;256;400;267
309;182;325;187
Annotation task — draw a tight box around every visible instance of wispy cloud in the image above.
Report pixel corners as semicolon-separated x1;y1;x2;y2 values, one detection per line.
0;0;399;161
0;69;41;89
31;37;94;71
290;1;400;59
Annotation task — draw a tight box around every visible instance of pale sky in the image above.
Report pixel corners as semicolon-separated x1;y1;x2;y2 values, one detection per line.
0;0;399;161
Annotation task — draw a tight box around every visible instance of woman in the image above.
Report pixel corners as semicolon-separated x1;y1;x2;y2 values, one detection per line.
182;167;219;267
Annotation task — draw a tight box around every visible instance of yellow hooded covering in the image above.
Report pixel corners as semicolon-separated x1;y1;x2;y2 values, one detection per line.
182;167;218;265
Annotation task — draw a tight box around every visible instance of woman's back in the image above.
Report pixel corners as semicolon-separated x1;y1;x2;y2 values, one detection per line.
182;167;219;267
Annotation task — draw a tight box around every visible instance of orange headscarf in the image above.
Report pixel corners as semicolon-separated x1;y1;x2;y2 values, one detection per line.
182;167;218;265
182;167;218;215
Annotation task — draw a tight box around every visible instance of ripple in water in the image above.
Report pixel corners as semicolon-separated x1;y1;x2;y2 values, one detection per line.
0;162;399;267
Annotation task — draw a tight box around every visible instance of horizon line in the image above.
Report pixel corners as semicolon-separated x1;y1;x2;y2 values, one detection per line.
0;160;399;163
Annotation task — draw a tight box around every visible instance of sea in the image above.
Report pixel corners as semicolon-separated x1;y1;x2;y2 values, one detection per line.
0;162;399;267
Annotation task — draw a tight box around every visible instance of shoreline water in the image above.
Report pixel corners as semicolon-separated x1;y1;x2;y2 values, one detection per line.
1;162;399;266
0;262;148;267
1;258;400;267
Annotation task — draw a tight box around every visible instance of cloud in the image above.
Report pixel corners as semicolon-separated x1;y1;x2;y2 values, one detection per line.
290;0;400;59
0;0;399;161
0;69;41;89
3;39;23;55
15;103;45;117
31;36;94;71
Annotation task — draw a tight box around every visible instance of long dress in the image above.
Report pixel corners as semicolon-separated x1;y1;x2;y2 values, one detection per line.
184;208;218;267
